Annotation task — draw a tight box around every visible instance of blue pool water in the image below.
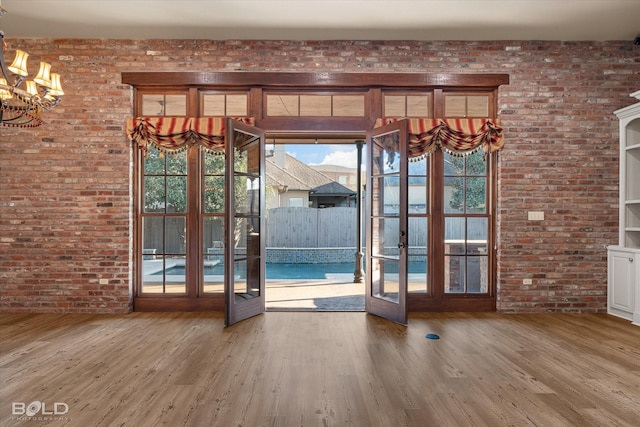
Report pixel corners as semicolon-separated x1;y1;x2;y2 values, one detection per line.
159;262;426;280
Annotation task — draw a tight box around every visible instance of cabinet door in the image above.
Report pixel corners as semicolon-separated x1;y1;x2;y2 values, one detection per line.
634;253;640;326
608;249;635;320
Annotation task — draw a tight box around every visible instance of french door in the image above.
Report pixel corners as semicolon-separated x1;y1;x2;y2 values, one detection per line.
365;121;409;324
136;116;493;318
224;119;266;326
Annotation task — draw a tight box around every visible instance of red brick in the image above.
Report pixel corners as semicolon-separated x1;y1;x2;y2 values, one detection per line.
1;39;638;313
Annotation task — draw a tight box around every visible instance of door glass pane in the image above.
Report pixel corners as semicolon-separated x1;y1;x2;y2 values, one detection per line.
167;151;187;174
468;217;488;254
408;254;427;293
467;151;487;175
467;217;489;294
163;255;186;293
467;257;488;293
203;217;224;293
445;255;465;293
232;258;260;302
383;147;401;173
166;176;187;213
142;217;164;255
371;258;400;303
409;155;427;175
204;176;225;213
408;216;428;250
408;177;427;214
445;154;465;175
142;254;164;293
371;218;399;257
234;175;260;216
466;177;486;213
144;149;164;174
165;217;186;254
204;152;225;214
382;176;400;215
204;153;225;175
234;141;260;174
233;217;260;258
144;176;165;212
372;135;401;173
408;216;428;293
445;177;464;214
445;217;465;254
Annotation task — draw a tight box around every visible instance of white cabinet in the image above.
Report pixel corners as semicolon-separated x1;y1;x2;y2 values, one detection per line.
607;247;638;322
616;90;640;249
608;91;640;325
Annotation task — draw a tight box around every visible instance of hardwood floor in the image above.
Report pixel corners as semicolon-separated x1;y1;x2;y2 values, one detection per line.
1;312;639;426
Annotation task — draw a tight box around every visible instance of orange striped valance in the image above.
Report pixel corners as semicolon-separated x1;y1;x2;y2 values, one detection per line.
126;117;255;155
375;118;504;159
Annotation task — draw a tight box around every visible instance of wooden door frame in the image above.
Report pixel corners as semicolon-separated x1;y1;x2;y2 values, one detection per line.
124;71;508;312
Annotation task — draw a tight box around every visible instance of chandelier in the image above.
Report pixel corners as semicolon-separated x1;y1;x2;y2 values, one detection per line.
0;2;63;127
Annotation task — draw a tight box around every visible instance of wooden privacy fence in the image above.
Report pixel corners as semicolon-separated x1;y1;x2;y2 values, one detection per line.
266;207;358;247
148;207;478;253
266;207;431;248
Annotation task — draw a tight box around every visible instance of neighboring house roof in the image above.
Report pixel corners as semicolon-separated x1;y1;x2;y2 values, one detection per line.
266;159;312;191
311;164;357;174
267;153;350;193
312;181;356;196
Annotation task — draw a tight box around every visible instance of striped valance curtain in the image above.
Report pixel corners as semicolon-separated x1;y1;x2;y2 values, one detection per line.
375;118;504;160
126;117;255;155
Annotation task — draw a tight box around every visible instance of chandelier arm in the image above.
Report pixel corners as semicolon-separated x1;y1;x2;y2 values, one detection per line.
0;30;12;83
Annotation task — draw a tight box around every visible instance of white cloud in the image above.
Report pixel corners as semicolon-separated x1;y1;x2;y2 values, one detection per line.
317;146;367;169
319;149;358;168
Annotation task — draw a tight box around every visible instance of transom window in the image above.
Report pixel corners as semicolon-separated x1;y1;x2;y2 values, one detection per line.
265;93;366;117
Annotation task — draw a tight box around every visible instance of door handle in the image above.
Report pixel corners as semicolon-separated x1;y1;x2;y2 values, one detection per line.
398;242;406;249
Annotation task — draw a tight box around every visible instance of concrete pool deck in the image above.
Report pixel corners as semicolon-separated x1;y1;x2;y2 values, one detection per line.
266;279;365;311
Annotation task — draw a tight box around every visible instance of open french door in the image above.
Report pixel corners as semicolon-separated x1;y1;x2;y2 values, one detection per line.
224;119;266;326
365;121;409;325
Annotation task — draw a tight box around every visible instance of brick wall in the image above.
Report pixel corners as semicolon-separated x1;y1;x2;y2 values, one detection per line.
0;39;638;313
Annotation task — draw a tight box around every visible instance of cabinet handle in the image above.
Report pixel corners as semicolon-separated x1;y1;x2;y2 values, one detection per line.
630;258;635;262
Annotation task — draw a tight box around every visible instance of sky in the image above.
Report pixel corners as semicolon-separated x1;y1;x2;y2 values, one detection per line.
283;144;364;168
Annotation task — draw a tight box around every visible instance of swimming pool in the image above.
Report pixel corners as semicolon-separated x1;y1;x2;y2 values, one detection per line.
157;262;426;280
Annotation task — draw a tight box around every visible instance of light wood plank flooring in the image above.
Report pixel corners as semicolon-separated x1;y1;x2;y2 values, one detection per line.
1;312;639;426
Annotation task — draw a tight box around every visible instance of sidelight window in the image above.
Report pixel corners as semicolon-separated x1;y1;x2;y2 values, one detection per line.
443;150;490;294
141;147;188;294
